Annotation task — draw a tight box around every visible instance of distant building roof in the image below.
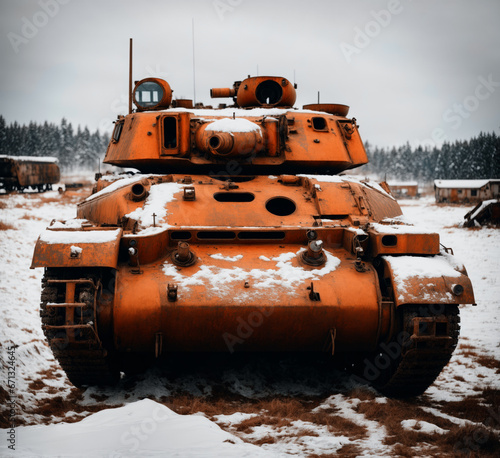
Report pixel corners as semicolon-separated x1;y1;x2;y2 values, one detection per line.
388;181;418;187
0;154;59;163
434;179;494;189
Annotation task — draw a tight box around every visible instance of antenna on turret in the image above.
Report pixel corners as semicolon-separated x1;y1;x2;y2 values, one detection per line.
128;38;133;115
317;91;320;104
192;18;197;105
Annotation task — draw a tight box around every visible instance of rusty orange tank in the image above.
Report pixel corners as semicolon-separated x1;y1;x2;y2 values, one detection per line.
31;75;475;396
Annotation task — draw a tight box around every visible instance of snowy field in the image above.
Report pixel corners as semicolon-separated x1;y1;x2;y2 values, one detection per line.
0;183;499;457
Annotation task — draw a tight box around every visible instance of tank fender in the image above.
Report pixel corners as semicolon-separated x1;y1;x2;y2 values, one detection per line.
31;227;122;269
381;254;475;306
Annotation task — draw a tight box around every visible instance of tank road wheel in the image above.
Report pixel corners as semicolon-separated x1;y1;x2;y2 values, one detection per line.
356;304;460;397
40;270;120;388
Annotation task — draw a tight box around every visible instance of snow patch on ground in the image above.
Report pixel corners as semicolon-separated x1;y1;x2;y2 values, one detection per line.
401;419;448;435
7;399;271;458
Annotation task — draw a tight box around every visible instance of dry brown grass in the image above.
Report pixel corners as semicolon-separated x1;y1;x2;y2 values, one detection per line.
258;398;307;419
37;368;62;381
163;394;368;445
482;387;500;408
0;201;7;209
0;386;10;428
351;387;500;457
459;349;481;359
348;386;377;401
391;443;420;457
309;453;341;458
355;398;453;446
235;415;292;433
441;424;500;456
30;196;64;206
475;355;500;372
333;444;364;457
165;394;248;417
20;213;43;221
31;390;122;425
0;221;15;230
440;388;500;424
253;435;277;445
28;380;47;391
302;411;367;438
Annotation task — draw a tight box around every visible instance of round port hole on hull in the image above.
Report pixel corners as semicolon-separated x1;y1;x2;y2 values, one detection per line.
265;197;296;216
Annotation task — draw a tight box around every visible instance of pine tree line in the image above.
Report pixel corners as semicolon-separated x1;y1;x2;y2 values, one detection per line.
1;115;498;180
0;115;109;171
362;132;500;183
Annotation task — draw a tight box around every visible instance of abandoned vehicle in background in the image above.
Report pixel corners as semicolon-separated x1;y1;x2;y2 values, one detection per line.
31;73;475;397
463;199;500;227
0;155;60;193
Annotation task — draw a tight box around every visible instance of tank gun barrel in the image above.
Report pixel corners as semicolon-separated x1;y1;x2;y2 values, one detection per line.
210;87;237;98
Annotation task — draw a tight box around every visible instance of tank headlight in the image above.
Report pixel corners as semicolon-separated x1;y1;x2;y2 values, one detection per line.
133;78;172;111
451;284;464;296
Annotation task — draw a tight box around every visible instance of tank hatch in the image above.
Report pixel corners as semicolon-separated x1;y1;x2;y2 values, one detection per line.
211;76;297;108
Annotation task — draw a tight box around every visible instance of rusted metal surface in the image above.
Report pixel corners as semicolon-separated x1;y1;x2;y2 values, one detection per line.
102;110;369;174
31;228;122;268
381;257;475;307
368;230;440;256
210;87;236;98
236;76;296;107
303;103;349;117
112;244;383;353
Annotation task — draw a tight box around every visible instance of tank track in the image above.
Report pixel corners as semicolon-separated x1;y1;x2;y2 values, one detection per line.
40;271;119;387
368;304;460;397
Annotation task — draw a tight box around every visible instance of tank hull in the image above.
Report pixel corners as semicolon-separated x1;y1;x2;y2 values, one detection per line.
112;245;384;354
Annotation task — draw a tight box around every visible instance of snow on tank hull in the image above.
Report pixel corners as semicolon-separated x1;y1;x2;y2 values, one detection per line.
31;75;475;396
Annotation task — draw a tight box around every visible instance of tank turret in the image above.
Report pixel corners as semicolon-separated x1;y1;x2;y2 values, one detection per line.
31;73;475;396
104;76;367;175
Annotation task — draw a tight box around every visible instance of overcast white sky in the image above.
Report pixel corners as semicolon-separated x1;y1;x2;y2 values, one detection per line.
1;0;499;148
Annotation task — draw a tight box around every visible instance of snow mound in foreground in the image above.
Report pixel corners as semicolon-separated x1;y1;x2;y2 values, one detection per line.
7;399;272;457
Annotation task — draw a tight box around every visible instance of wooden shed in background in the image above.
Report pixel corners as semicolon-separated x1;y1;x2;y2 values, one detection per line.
387;181;419;198
434;179;500;203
